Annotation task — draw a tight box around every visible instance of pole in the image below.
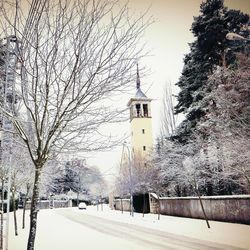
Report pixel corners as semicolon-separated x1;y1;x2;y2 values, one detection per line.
5;152;12;250
157;195;160;220
1;36;18;250
124;143;134;217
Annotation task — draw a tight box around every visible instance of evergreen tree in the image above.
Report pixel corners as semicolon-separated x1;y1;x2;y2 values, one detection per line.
175;0;249;139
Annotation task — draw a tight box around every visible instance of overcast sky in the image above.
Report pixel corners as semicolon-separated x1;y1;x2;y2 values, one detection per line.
13;0;250;183
90;0;250;184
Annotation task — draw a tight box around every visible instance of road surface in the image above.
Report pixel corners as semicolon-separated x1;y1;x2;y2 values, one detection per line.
56;209;243;250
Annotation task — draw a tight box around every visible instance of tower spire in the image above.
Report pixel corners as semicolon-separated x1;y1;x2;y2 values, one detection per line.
136;63;140;89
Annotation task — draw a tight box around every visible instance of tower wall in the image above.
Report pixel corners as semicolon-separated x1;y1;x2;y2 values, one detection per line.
130;117;153;157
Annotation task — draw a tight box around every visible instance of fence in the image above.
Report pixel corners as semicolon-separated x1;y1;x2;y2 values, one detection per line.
26;200;72;209
113;199;130;211
149;194;250;225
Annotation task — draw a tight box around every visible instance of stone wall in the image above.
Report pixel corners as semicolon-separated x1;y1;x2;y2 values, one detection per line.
157;195;250;225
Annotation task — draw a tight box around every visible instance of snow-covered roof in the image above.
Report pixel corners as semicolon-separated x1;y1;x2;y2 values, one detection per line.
135;87;147;98
159;194;250;200
150;193;159;199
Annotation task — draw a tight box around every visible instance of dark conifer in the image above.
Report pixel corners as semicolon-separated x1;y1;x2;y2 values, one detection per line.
175;0;249;139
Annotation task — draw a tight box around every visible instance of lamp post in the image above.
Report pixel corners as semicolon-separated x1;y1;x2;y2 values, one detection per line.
226;32;249;41
226;32;249;56
123;142;134;217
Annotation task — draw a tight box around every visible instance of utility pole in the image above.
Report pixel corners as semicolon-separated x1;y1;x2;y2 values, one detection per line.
0;35;19;250
123;142;134;217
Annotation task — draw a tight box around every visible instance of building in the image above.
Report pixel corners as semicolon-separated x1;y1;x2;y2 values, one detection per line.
127;64;153;160
113;65;153;213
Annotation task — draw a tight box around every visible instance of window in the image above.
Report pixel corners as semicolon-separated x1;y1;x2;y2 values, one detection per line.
142;129;145;134
143;104;148;117
143;146;146;151
135;104;141;117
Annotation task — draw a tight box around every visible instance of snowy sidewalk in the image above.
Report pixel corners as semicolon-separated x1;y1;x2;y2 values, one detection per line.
78;205;250;249
8;205;250;250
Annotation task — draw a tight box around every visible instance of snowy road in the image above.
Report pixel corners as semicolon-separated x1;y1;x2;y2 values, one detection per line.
9;206;250;250
56;209;244;250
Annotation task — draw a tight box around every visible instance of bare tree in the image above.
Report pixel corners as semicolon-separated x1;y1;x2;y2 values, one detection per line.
21;173;33;230
154;138;187;197
181;155;211;229
133;155;159;217
132;154;159;193
116;150;160;217
44;158;107;206
0;0;150;248
155;135;212;227
10;142;34;233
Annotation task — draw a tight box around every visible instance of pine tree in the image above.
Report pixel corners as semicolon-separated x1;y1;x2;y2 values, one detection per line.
175;0;249;139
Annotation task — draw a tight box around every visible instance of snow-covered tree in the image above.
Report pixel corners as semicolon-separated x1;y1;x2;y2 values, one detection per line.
132;154;160;195
117;152;160;198
155;133;229;197
175;0;249;138
154;138;187;196
201;54;250;193
0;0;150;248
46;158;107;204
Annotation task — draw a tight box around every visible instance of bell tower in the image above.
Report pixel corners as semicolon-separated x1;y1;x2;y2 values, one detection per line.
127;65;153;158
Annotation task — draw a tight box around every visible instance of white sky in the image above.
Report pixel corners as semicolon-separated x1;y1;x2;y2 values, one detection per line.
87;0;250;184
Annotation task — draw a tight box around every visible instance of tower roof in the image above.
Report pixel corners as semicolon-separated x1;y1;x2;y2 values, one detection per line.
134;63;147;98
136;63;141;89
135;88;147;98
127;64;151;106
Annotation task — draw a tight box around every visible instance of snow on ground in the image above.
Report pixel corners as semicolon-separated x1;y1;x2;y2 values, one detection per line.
8;204;250;250
76;205;250;249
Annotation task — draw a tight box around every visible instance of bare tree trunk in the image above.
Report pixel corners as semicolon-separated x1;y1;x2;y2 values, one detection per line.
142;193;145;217
12;190;18;236
129;196;131;215
121;198;123;214
157;196;160;220
22;197;26;229
101;195;103;211
195;190;210;229
77;192;79;206
0;179;4;249
198;195;210;228
22;184;30;229
27;168;41;250
193;174;210;229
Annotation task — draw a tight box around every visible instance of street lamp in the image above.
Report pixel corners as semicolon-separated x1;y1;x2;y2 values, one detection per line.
123;142;134;217
226;32;249;41
226;32;249;56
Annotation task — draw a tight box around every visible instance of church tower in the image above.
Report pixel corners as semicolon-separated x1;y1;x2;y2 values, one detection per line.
127;65;153;158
